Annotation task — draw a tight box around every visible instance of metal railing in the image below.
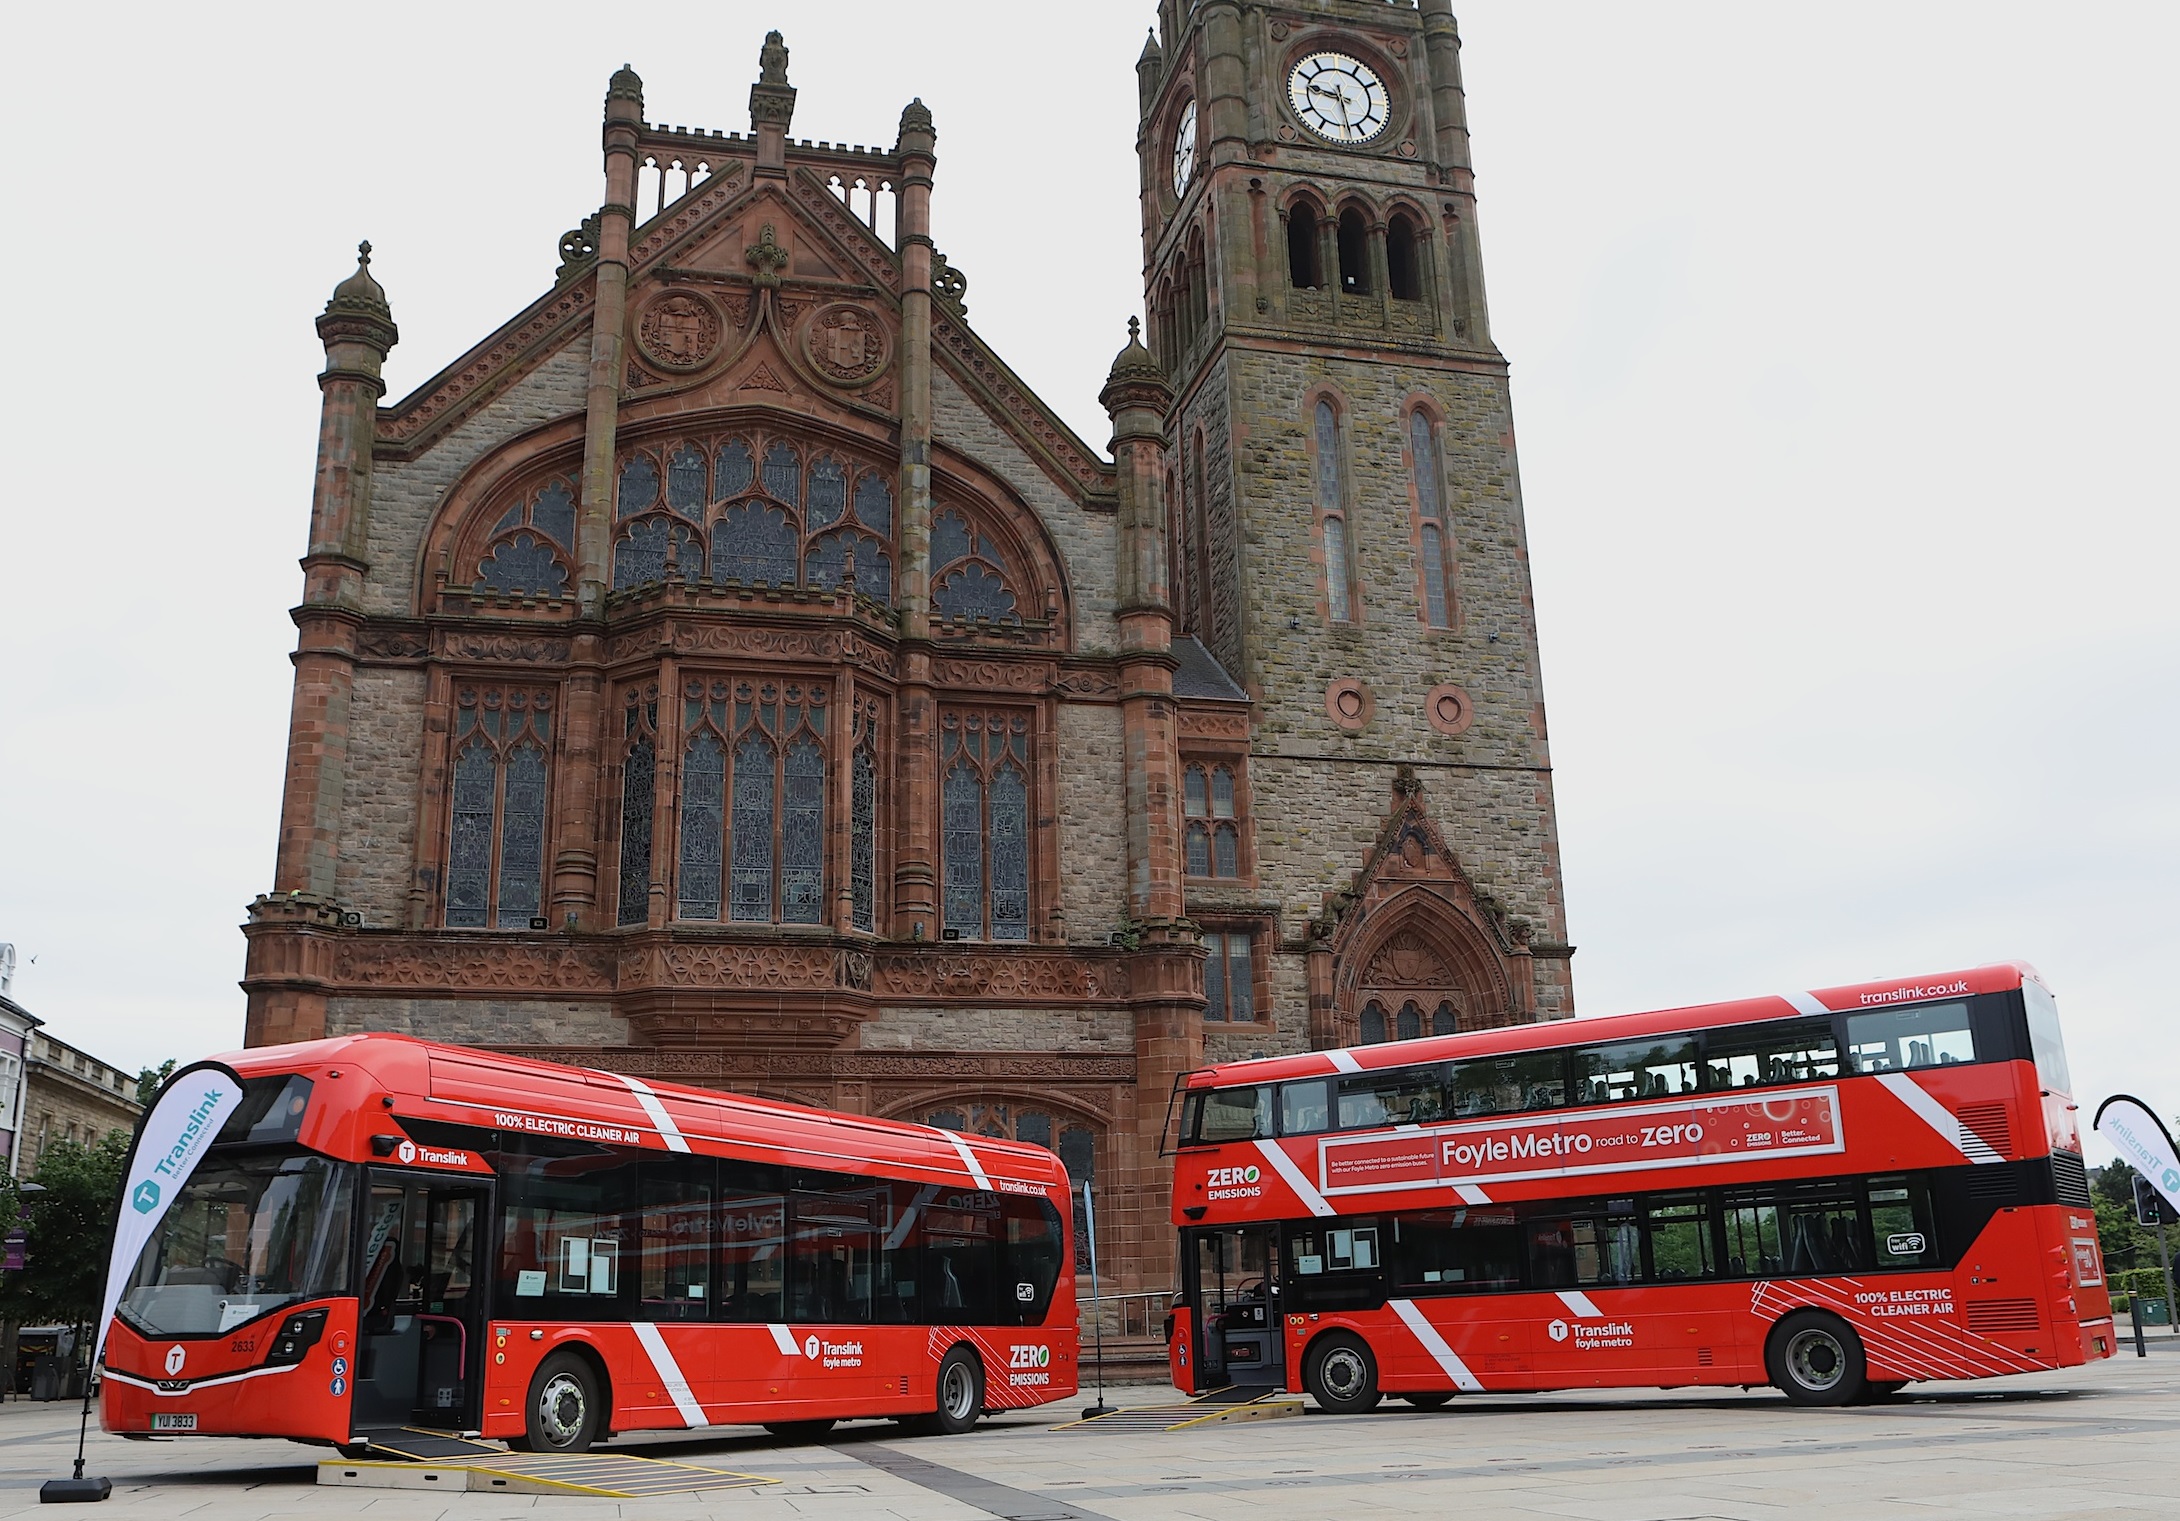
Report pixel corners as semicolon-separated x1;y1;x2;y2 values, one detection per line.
1078;1287;1175;1341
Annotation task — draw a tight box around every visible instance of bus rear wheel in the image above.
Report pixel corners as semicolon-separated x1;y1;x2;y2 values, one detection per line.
511;1352;604;1453
904;1346;985;1436
1401;1392;1453;1410
1304;1332;1381;1414
1766;1311;1866;1407
762;1419;837;1442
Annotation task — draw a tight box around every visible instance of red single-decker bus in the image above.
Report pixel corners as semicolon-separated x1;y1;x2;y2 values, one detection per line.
1168;963;2109;1409
102;1034;1078;1451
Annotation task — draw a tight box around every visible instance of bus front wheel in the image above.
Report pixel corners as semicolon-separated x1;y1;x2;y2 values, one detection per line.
905;1346;985;1436
1304;1332;1381;1414
512;1352;605;1452
1766;1311;1866;1407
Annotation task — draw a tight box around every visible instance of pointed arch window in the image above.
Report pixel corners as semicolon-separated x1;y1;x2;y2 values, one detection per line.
1337;207;1371;295
444;686;555;929
474;481;575;599
1387;211;1424;302
1433;1001;1459;1037
1360;1000;1389;1045
1181;761;1245;879
930;508;1020;626
940;710;1033;941
1314;400;1352;623
1397;1001;1424;1042
673;680;829;926
1410;410;1455;629
1287;202;1323;290
850;715;879;934
616;688;659;927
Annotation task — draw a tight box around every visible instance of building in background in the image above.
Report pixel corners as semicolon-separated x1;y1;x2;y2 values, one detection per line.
0;948;37;1177
242;2;1573;1289
17;1030;140;1177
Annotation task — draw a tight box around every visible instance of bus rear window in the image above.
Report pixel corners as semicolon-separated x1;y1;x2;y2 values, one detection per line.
1190;1086;1270;1144
2021;979;2072;1095
1845;1002;1975;1074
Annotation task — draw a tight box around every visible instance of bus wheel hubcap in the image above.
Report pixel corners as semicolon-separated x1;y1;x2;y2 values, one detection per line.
943;1365;973;1418
1322;1349;1365;1399
540;1375;586;1443
1789;1331;1843;1389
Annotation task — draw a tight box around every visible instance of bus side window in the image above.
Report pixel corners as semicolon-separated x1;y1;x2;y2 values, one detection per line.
639;1154;714;1322
1279;1079;1331;1137
1702;1019;1839;1090
1721;1194;1781;1277
1449;1051;1565;1117
716;1172;786;1324
1002;1196;1066;1326
1195;1085;1272;1143
1640;1195;1716;1281
1845;1002;1975;1074
1571;1038;1697;1104
1524;1200;1638;1288
1867;1176;1938;1268
1387;1209;1520;1295
1335;1067;1445;1130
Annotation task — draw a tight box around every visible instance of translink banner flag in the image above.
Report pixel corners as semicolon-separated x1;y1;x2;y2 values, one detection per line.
93;1063;245;1364
2094;1094;2180;1218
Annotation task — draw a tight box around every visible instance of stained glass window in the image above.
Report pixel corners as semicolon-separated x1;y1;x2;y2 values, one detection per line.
1183;766;1208;817
1204;933;1226;1020
531;482;576;549
806;455;847;530
1059;1126;1096;1272
618;454;659;519
445;688;554;930
989;763;1029;941
851;746;877;933
677;732;726;920
934;563;1018;623
1421;523;1450;629
712;502;798;586
667;445;708;515
1324;516;1350;622
1227;936;1255;1021
941;759;983;937
782;737;825;924
614;517;700;590
618;737;655;927
1434;1001;1459;1037
1213;824;1238;878
730;733;775;922
761;441;801;505
715;437;754;498
854;472;894;534
806;529;892;602
932;508;975;569
497;744;548;928
1211;767;1235;817
1398;1001;1423;1041
446;737;496;929
1186;822;1211;877
1361;1000;1388;1045
476;532;568;598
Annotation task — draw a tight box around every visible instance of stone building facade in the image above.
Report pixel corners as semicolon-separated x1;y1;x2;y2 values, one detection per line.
16;1031;140;1178
243;0;1572;1290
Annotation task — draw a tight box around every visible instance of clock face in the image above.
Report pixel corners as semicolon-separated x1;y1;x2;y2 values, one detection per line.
1172;101;1198;195
1288;51;1390;144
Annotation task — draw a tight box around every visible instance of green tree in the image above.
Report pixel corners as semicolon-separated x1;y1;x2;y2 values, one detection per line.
0;1131;130;1350
134;1060;176;1107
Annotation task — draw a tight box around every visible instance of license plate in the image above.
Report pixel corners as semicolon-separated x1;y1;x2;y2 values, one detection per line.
150;1414;196;1432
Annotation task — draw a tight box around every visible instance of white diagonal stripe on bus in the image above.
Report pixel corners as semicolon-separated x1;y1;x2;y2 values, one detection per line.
942;1131;993;1191
1258;1138;1335;1217
768;1324;800;1356
1556;1290;1603;1318
613;1074;691;1153
1875;1073;2004;1163
1782;991;1831;1018
1452;1184;1493;1205
631;1323;707;1427
1326;1049;1361;1073
1389;1299;1484;1391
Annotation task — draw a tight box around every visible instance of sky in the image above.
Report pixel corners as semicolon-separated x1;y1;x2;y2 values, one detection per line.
1;3;2174;1160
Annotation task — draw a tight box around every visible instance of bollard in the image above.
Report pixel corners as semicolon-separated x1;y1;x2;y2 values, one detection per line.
2136;1304;2149;1359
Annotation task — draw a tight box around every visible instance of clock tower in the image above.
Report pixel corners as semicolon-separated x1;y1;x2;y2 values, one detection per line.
1133;0;1574;1048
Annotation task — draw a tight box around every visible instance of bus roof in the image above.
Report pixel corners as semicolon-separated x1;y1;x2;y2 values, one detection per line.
1184;961;2041;1092
216;1032;1066;1187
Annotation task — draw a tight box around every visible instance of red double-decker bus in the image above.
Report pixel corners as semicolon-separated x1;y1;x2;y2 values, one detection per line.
1167;963;2109;1409
101;1034;1077;1452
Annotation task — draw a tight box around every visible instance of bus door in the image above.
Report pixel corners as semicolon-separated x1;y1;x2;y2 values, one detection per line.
354;1172;492;1435
1184;1225;1283;1390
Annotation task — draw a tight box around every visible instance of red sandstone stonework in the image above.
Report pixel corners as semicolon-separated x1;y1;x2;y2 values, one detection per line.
246;5;1572;1294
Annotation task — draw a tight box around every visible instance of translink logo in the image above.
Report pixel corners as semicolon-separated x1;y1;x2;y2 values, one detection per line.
132;1181;161;1214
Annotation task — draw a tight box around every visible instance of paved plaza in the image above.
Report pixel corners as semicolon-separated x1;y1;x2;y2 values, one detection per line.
4;1350;2177;1521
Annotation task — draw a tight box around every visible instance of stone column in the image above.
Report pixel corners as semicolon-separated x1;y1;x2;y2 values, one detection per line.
1420;0;1491;345
892;99;941;936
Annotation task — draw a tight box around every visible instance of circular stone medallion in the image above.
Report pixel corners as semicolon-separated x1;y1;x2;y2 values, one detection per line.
1325;678;1375;732
1425;683;1475;737
635;292;723;371
805;302;890;385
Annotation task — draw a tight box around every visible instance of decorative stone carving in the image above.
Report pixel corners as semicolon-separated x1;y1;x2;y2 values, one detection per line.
805;302;889;385
1325;677;1374;731
636;292;723;370
441;633;573;663
745;223;790;288
874;952;1130;1003
327;941;616;993
931;253;968;315
555;214;599;283
740;362;789;392
1361;929;1453;988
1055;667;1122;699
1425;683;1475;737
1177;705;1249;738
928;657;1050;693
358;626;430;661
